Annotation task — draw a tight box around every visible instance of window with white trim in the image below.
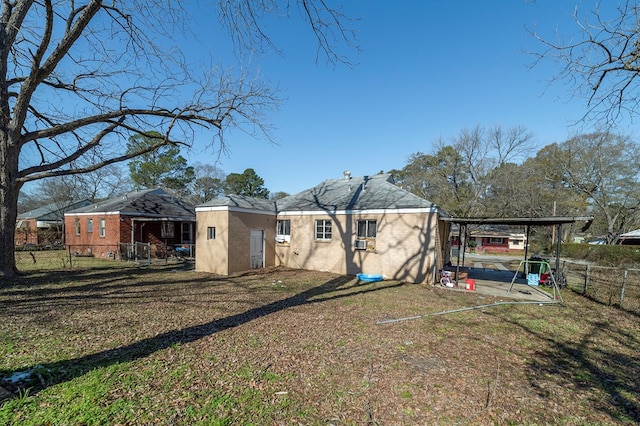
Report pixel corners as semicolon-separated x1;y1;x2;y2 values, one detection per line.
74;218;80;235
276;219;291;243
355;219;377;250
357;220;377;239
489;237;504;244
315;219;332;240
87;218;93;233
99;219;106;238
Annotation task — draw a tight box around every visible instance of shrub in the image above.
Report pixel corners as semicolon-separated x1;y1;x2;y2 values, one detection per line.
561;243;640;267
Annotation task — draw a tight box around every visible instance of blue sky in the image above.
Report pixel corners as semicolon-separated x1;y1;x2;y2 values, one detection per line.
183;1;638;195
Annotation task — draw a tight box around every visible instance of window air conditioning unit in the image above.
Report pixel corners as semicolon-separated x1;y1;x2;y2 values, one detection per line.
354;239;367;250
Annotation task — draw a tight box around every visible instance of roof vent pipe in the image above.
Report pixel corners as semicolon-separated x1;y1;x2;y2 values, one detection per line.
343;170;351;180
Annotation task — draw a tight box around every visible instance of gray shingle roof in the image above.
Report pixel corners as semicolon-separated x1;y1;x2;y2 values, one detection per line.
19;200;92;221
67;188;195;220
276;174;437;212
197;195;277;212
195;174;439;214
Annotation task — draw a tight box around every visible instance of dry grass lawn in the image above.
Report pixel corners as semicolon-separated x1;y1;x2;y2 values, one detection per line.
0;264;638;425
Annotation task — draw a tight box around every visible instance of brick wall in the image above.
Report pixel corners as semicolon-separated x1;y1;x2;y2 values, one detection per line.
64;213;194;259
64;213;121;258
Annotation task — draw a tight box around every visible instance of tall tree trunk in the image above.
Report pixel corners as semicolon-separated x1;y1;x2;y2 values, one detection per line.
0;133;19;278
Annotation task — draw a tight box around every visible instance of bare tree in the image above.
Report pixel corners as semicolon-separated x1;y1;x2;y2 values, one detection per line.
0;0;357;277
489;125;534;165
29;165;131;207
187;163;227;205
530;1;640;126
553;132;640;242
395;125;536;218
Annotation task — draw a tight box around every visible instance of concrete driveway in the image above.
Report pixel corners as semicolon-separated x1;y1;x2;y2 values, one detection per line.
447;253;561;302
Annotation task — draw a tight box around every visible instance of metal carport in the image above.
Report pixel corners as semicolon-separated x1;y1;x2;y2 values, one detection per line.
441;216;594;300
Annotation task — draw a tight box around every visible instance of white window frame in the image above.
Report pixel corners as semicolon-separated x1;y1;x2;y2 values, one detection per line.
74;218;80;236
489;237;504;244
355;219;377;250
356;219;377;239
87;218;93;233
99;218;106;238
315;219;332;241
276;219;291;244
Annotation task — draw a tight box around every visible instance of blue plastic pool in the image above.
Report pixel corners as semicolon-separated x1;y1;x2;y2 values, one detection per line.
357;273;383;283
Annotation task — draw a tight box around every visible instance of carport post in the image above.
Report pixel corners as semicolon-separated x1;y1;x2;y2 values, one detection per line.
555;223;562;273
523;225;531;275
456;223;463;265
455;223;464;282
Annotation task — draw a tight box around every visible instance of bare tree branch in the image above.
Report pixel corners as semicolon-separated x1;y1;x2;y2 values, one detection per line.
0;0;357;277
529;1;640;126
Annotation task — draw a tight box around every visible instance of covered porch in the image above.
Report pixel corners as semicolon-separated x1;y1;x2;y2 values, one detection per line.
441;216;594;303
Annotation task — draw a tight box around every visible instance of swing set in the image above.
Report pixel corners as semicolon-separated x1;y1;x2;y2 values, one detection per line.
442;215;593;303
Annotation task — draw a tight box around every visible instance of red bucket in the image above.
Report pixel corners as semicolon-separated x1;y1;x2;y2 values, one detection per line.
465;279;475;291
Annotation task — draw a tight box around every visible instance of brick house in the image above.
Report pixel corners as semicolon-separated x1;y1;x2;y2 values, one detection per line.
64;188;195;259
451;225;527;253
16;200;91;247
196;173;450;284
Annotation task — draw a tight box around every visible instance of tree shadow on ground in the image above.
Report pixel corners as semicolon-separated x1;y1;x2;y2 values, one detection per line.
0;267;405;398
486;302;640;423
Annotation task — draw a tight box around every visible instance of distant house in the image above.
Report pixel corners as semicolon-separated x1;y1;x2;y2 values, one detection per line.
196;173;450;284
16;200;91;247
620;229;640;245
64;188;195;259
451;225;527;253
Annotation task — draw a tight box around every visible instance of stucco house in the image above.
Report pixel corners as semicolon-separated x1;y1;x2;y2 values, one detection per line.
195;173;450;283
64;188;196;259
16;200;91;247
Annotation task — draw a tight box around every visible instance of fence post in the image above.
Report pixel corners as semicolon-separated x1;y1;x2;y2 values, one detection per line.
584;264;590;294
620;269;628;308
68;245;73;269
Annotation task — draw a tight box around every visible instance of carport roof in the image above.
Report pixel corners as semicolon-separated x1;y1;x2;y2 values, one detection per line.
442;216;594;227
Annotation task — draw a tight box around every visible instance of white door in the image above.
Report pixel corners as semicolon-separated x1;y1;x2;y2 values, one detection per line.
250;230;264;269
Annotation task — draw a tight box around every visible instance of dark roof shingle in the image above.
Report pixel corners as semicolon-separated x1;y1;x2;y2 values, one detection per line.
67;188;195;220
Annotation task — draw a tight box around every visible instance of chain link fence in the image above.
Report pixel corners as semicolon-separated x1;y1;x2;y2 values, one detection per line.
562;260;640;315
15;243;154;272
